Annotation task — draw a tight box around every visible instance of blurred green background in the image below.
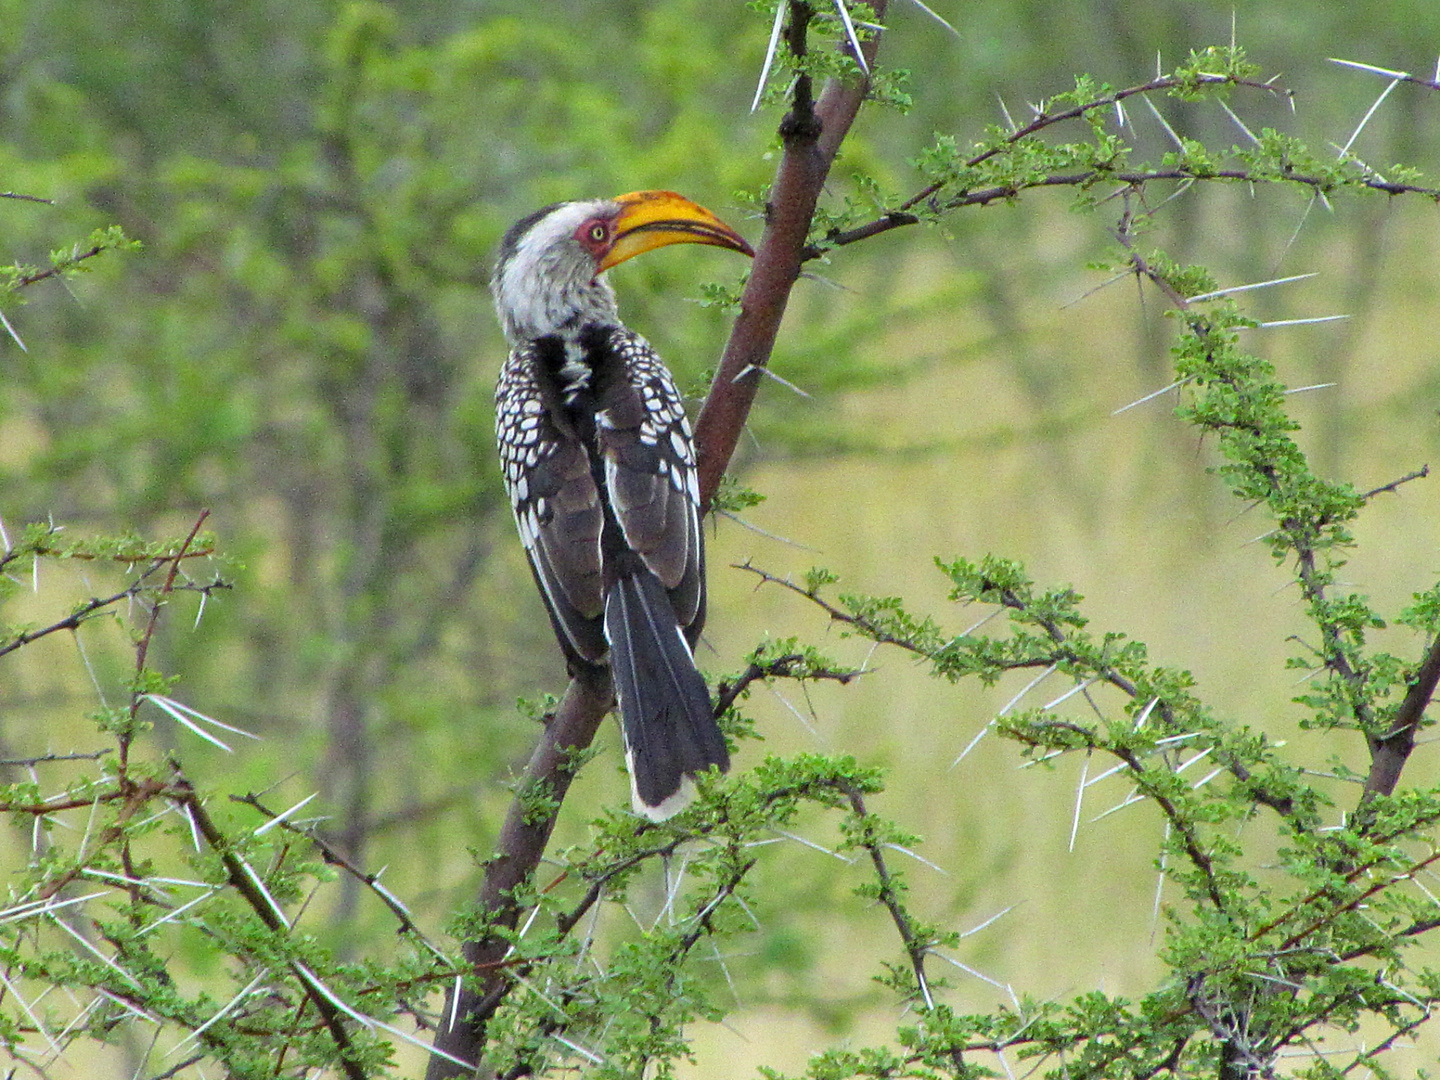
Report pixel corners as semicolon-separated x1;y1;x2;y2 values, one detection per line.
2;0;1439;1075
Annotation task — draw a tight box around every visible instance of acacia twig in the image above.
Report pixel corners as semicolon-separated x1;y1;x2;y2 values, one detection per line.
734;559;1302;827
1361;465;1429;500
802;70;1440;259
121;510;211;781
712;652;864;715
0;577;226;661
0;750;108;768
13;245;107;288
231;791;448;959
172;775;368;1080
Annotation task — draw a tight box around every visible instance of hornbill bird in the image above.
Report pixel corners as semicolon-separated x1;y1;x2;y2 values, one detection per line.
491;191;753;820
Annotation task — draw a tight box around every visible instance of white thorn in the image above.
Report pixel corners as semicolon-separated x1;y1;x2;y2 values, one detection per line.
1113;377;1192;416
902;0;960;37
1188;272;1318;301
1069;754;1090;851
1248;315;1350;329
253;792;319;835
1339;78;1402;156
0;306;28;352
751;1;787;113
1329;57;1411;80
833;1;869;74
1141;95;1184;150
997;663;1058;717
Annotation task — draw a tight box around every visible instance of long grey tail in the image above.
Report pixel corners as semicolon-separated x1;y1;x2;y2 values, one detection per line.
605;570;728;819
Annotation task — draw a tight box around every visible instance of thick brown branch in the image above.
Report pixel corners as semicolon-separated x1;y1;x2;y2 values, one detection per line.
426;672;612;1079
1363;630;1440;798
693;0;889;509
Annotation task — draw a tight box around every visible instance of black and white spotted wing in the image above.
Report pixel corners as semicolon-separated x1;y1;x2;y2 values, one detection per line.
494;327;706;670
592;329;706;643
496;343;608;667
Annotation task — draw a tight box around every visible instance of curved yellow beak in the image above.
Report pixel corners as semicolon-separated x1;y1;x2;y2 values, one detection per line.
597;190;754;273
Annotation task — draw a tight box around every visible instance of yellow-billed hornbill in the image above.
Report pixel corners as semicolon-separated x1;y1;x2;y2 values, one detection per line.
491;191;753;819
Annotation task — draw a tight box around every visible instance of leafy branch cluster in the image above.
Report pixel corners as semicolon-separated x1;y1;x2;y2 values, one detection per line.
732;249;1440;1077
0;520;225;660
0;224;138;293
0;516;466;1078
0;520;887;1080
793;45;1438;261
0;223;138;348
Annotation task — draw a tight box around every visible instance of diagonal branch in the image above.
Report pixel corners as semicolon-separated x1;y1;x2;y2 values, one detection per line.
841;784;937;1003
172;774;368;1080
737;560;1300;824
694;0;889;509
1362;630;1440;799
426;672;612;1077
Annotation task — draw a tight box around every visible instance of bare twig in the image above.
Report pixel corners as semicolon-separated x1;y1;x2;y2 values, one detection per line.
121;510;211;779
0;750;109;768
1361;465;1429;501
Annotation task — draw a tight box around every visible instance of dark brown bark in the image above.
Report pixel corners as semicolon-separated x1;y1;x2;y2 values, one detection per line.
1363;631;1440;799
426;672;611;1076
693;1;888;510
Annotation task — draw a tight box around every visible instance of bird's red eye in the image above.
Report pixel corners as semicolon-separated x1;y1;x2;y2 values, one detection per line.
575;218;611;254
